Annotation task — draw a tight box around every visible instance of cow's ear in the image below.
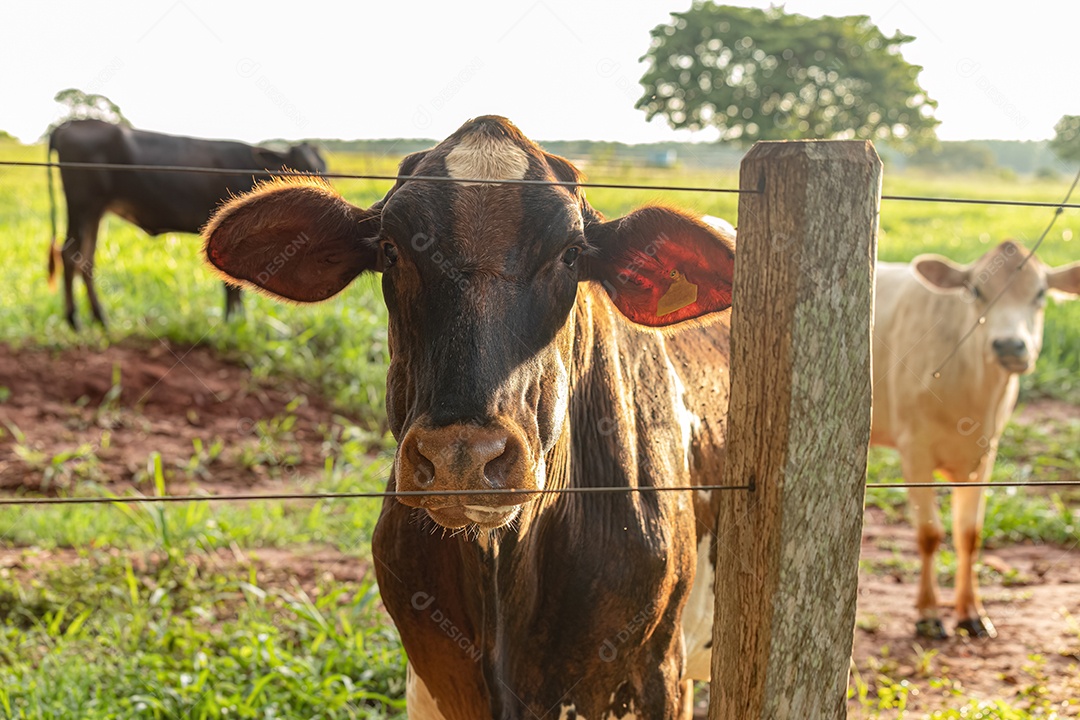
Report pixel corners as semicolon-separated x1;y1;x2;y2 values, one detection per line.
583;206;735;327
913;254;969;291
1048;261;1080;296
203;178;380;302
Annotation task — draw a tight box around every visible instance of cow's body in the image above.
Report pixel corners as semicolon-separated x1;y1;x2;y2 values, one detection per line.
48;119;325;327
203;116;736;718
871;244;1079;638
374;295;731;719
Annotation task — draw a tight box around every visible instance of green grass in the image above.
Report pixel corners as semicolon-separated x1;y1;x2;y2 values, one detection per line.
0;457;391;556
3;137;1080;718
0;550;405;719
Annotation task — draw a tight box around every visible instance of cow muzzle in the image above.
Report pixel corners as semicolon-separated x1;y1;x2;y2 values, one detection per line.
991;337;1032;373
394;422;537;529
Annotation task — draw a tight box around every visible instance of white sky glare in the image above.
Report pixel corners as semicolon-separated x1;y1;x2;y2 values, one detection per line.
1;1;1074;145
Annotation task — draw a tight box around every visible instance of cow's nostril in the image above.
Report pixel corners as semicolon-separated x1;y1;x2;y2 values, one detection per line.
483;442;519;489
992;338;1027;356
405;441;437;488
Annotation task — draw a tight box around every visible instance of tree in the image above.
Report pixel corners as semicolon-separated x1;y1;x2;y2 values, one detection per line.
636;3;939;148
52;88;131;128
1049;115;1080;163
908;142;996;172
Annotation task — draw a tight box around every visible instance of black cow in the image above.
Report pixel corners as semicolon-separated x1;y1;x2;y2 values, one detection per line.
47;119;326;327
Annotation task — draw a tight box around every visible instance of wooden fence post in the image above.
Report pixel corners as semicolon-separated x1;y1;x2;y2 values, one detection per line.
709;140;882;720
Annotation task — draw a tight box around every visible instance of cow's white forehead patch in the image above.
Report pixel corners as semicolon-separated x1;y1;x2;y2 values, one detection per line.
445;133;529;184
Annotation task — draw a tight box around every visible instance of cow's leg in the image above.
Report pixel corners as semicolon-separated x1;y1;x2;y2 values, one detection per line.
223;282;243;319
59;207;104;329
904;454;947;639
79;214;107;326
60;233;80;329
952;477;995;638
677;679;695;720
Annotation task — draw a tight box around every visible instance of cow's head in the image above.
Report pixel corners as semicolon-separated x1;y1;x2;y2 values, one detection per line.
287;143;327;175
913;241;1080;373
203;116;734;530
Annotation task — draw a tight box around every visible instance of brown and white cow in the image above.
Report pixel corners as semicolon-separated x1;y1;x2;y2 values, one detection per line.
203;116;735;718
871;241;1080;639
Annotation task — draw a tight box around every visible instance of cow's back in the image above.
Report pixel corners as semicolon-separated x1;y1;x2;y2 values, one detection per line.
113;129;267;234
51;120;127;209
51;119;125;164
51;120;278;235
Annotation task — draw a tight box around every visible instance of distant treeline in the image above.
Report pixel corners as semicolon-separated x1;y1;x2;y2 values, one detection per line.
5;124;1069;176
197;135;1080;178
884;140;1079;177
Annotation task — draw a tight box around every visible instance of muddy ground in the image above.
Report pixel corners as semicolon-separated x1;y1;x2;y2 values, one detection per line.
1;340;1078;717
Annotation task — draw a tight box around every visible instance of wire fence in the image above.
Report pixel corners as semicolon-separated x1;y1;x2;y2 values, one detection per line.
1;155;1078;508
5;159;1080;208
1;479;1080;508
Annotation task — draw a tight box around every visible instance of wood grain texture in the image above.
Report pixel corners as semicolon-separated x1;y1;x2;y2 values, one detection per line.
710;141;882;720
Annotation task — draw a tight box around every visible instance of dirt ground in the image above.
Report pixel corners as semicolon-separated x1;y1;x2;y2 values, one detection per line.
1;340;1078;716
854;509;1080;716
0;340;354;494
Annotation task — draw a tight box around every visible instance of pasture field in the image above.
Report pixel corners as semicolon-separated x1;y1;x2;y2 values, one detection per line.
0;135;1078;718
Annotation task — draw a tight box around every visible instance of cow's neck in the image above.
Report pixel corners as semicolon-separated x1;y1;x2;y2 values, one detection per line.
479;284;691;694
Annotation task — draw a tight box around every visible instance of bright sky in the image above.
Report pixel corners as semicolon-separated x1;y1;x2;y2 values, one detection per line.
2;1;1074;145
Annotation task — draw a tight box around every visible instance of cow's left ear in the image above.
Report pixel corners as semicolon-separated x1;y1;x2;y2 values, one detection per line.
1048;261;1080;296
583;206;735;327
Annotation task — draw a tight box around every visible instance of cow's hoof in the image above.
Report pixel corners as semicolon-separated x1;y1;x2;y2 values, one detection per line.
914;618;948;639
956;616;997;639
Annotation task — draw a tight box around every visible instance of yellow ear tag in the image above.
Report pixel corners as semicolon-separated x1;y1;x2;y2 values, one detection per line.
656;269;698;317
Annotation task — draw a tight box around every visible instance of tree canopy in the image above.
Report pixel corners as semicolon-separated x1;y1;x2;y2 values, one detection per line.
52;88;130;128
1049;115;1080;163
636;3;939;148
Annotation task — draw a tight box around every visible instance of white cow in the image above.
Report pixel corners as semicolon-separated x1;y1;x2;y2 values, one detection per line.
871;241;1080;638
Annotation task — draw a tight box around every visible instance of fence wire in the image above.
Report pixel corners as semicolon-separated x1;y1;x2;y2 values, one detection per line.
0;479;1077;508
5;159;1080;208
0;159;749;195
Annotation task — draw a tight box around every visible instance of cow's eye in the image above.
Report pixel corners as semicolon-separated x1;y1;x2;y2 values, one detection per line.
382;241;399;268
1035;287;1046;304
967;284;981;301
562;246;581;268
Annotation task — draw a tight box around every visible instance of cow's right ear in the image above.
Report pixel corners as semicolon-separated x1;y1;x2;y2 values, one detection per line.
1047;261;1080;296
912;254;969;291
203;178;380;302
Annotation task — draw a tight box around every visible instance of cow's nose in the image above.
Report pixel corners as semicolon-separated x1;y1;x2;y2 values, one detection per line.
395;423;533;507
991;338;1027;357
